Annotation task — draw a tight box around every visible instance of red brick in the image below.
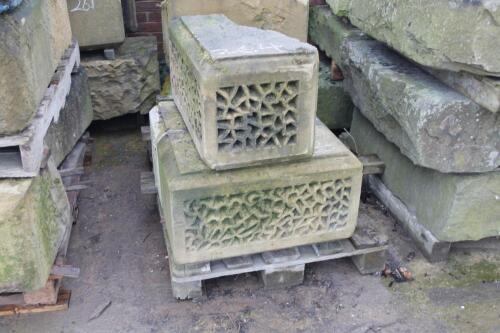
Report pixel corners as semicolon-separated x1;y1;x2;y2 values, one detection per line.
310;0;326;5
135;1;161;12
146;12;162;22
138;22;162;33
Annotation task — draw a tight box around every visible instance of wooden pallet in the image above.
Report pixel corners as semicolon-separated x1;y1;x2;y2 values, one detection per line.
0;134;90;316
165;222;388;300
0;40;80;178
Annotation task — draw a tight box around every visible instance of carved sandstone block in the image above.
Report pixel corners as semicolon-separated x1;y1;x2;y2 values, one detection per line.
169;15;319;170
150;101;362;265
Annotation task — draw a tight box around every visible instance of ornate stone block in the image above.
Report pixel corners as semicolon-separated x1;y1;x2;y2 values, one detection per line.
169;15;319;170
150;101;362;265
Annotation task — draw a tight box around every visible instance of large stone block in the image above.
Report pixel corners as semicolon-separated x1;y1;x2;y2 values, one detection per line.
351;109;500;243
169;15;318;170
326;0;500;77
161;0;309;61
81;37;160;120
44;68;93;167
67;0;125;50
0;160;71;293
151;101;362;265
341;38;500;173
0;0;72;135
426;69;500;114
317;60;353;130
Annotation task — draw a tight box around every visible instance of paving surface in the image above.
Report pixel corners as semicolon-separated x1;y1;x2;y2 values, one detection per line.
1;117;499;333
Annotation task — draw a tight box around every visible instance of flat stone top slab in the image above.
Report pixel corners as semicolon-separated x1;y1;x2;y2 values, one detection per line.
180;15;316;60
157;101;351;175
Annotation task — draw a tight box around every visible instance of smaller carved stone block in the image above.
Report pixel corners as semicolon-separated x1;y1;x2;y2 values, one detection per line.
169;15;319;170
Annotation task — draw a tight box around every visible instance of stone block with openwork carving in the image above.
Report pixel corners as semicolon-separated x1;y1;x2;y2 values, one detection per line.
169;14;319;170
150;101;362;265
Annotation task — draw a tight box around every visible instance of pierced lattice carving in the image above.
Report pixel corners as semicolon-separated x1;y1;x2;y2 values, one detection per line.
216;81;299;151
170;42;203;140
183;178;352;251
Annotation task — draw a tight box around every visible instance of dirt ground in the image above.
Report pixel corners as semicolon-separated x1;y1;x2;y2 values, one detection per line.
1;117;499;333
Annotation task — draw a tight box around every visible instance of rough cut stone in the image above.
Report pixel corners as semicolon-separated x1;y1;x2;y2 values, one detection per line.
67;0;125;50
341;38;500;173
426;69;500;114
317;60;353;129
169;15;319;170
162;0;309;61
81;37;160;120
0;0;72;135
150;101;362;265
351;109;500;243
326;0;500;77
0;160;71;293
45;68;93;167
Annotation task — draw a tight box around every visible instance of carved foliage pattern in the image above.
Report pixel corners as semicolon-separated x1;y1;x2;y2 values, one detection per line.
183;178;352;251
169;42;203;140
216;81;299;151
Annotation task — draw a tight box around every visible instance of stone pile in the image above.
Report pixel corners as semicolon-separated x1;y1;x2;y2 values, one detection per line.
150;15;363;284
0;1;92;293
66;1;160;120
309;2;499;259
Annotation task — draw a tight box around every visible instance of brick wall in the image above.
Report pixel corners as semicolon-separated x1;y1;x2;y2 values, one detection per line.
127;0;164;59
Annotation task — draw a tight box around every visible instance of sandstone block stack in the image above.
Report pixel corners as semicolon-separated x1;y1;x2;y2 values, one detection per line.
151;15;363;271
309;3;500;256
0;3;92;293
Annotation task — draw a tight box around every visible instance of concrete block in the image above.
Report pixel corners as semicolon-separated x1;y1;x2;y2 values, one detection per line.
326;0;500;77
171;280;203;300
67;0;125;50
317;60;353;129
169;15;318;170
260;264;305;289
44;68;93;167
341;38;499;173
0;160;72;293
150;101;362;265
351;109;500;243
0;0;72;135
161;0;309;61
81;37;160;120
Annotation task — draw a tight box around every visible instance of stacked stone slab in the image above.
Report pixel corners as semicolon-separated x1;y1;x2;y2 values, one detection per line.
161;0;309;62
67;0;125;50
310;5;500;246
0;0;72;135
151;14;363;269
0;160;72;293
81;37;160;120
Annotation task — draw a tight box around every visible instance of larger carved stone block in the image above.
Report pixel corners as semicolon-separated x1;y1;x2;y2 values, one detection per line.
150;101;362;265
0;0;72;135
169;15;319;170
0;160;71;293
